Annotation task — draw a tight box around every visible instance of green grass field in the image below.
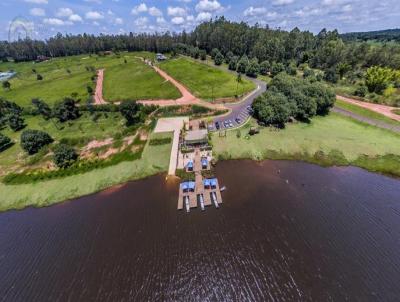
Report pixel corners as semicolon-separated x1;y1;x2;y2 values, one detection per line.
212;113;400;174
0;113;126;172
103;58;181;101
335;99;400;125
0;52;179;106
0;131;172;212
159;57;255;100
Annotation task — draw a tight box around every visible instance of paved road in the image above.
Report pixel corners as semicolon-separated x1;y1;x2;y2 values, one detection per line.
207;63;267;131
333;107;400;133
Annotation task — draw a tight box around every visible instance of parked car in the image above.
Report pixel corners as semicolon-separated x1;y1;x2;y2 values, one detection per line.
235;117;242;124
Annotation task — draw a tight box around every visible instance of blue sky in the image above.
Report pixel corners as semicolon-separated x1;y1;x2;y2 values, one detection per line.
1;0;399;40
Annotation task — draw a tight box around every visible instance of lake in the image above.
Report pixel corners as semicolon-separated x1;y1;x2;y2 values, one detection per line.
0;160;399;301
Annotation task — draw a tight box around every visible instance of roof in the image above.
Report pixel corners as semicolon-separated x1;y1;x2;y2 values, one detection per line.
184;129;208;142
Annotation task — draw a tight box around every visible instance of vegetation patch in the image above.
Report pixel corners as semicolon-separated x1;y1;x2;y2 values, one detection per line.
175;169;195;181
149;137;172;145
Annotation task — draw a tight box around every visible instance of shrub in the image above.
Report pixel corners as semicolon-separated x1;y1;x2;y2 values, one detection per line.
53;98;80;122
119;100;143;126
36;74;43;81
237;55;249;74
270;62;285;77
149;137;172;145
214;52;224;66
53;144;79;168
245;58;260;78
354;85;368;97
259;61;270;75
0;133;13;152
20;129;53;155
228;56;239;71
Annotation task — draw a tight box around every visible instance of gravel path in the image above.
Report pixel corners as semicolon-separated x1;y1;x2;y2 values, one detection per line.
332;107;400;133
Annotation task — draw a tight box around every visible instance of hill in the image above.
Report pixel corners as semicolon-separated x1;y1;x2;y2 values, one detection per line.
341;29;400;42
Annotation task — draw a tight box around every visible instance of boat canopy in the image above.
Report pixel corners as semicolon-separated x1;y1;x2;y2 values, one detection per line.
187;161;194;168
180;182;189;191
210;178;218;187
203;179;211;187
188;181;195;190
201;158;208;166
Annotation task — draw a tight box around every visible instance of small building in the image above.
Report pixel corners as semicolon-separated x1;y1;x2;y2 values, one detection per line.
156;53;167;61
36;55;50;63
184;129;208;147
201;157;208;170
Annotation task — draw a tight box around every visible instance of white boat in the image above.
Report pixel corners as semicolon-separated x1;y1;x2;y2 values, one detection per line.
211;192;219;208
184;196;190;213
220;186;226;192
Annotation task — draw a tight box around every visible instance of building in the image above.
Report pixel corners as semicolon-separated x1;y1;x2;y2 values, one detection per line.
156;53;167;61
184;129;208;147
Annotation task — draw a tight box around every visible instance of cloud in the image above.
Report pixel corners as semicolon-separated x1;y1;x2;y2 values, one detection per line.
244;6;267;17
131;3;148;15
56;8;73;18
29;8;45;16
148;7;163;17
167;6;186;16
195;0;222;12
43;18;66;26
156;17;166;24
69;14;83;22
196;12;212;22
134;17;148;27
85;11;104;20
114;17;123;25
24;0;48;4
273;0;295;5
84;0;102;3
171;16;185;25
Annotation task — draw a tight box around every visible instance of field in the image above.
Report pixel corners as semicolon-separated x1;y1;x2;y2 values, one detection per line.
159;57;255;100
0;52;179;106
103;58;181;101
0;131;173;212
212;113;400;176
0;112;126;173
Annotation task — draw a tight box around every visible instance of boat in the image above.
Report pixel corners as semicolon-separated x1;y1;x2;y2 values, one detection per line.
220;186;226;192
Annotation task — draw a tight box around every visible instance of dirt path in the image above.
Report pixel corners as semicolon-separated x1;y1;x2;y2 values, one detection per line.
337;95;400;122
94;69;107;105
332;107;400;133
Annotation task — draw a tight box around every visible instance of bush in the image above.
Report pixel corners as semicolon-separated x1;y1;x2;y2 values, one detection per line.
53;144;79;168
53;98;80;122
36;74;43;81
0;133;13;152
245;58;259;78
259;61;270;75
120;100;143;126
214;52;224;66
237;55;249;74
270;62;285;77
228;56;238;71
148;137;172;145
32;98;52;120
20;129;53;155
354;85;368;97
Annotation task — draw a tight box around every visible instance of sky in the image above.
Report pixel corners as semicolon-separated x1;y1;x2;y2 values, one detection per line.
1;0;399;41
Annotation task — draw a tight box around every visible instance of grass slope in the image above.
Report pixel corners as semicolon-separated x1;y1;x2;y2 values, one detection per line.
159;57;255;100
0;131;172;212
212;113;400;174
103;58;181;101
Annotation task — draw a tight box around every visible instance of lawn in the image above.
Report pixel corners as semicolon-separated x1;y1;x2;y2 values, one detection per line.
0;131;173;212
335;99;400;125
0;52;175;106
212;113;400;175
0;112;126;172
159;57;255;100
103;58;181;101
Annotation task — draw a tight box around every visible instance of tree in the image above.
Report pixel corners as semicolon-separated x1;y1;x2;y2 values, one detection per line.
286;62;297;76
225;51;234;64
259;61;270;75
32;98;52;120
236;73;242;96
0;133;12;152
119;100;143;126
8;112;25;131
324;68;339;83
210;48;219;59
53;144;78;168
246;58;260;78
20;129;53;155
237;55;249;74
354;85;368;97
252;91;291;127
228;56;238;70
270;62;285;77
214;51;224;65
365;66;395;94
303;82;335;115
2;81;10;90
53;98;80;122
0;98;25;131
199;49;207;60
337;62;351;79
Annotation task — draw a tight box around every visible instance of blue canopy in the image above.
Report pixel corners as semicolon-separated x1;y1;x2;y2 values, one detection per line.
201;158;208;166
180;182;189;191
203;179;211;187
210;178;217;187
188;181;195;190
187;161;194;168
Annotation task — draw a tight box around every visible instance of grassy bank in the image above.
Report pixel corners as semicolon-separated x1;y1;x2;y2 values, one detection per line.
0;131;172;212
103;58;181;101
159;57;255;100
212;113;400;177
335;99;400;125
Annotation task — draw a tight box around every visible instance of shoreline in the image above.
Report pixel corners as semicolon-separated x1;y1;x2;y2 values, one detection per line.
0;155;398;213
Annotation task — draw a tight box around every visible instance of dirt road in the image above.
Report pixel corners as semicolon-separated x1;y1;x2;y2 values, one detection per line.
94;69;106;105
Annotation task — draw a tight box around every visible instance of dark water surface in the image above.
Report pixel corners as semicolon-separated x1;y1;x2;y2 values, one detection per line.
1;160;400;301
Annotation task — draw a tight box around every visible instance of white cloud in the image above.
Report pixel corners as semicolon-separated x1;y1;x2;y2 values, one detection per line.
69;14;83;22
30;8;45;16
342;4;352;12
196;12;212;22
195;0;222;12
148;7;163;17
85;11;104;20
273;0;295;5
187;15;195;22
135;17;148;27
24;0;48;4
171;16;185;25
156;17;166;24
114;17;123;25
43;18;65;26
84;0;102;3
131;3;148;15
167;6;186;16
56;8;73;18
244;6;266;17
